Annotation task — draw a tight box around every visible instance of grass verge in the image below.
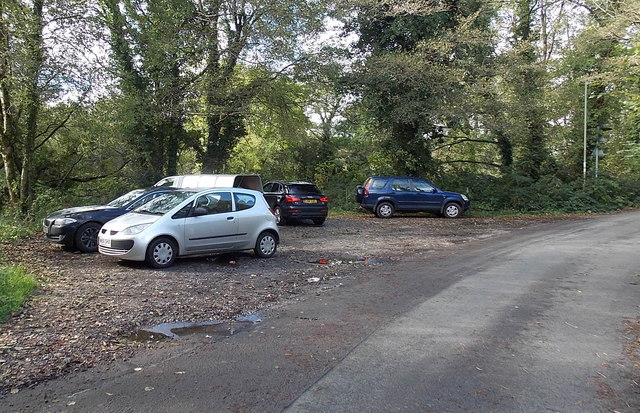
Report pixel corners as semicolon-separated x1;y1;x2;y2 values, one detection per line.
0;266;38;323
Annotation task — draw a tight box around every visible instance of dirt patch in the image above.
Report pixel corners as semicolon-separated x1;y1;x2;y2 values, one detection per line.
0;213;571;396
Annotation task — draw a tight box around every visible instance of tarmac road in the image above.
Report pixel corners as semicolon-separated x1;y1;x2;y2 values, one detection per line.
4;211;639;412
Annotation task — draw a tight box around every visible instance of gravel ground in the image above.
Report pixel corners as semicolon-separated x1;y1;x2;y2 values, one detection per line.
0;213;576;396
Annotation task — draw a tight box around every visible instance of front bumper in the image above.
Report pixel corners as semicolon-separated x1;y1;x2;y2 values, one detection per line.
43;223;75;245
98;229;149;261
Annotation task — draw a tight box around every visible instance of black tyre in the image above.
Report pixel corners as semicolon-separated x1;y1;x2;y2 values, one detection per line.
254;231;277;258
443;202;462;218
146;237;177;268
375;202;395;218
74;222;101;253
312;217;326;226
274;206;286;225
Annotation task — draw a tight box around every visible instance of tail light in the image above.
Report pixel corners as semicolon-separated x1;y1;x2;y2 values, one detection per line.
320;196;329;203
285;196;301;203
364;181;371;197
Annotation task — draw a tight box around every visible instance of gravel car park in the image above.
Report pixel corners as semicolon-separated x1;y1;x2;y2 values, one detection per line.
1;213;575;396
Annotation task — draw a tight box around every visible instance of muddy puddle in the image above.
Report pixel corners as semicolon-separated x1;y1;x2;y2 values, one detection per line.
129;313;263;342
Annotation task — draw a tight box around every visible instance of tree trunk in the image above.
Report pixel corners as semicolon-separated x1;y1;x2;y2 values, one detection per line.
20;0;45;211
513;0;547;181
0;5;20;204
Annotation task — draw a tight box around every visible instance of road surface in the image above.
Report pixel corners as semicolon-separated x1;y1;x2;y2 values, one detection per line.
4;211;639;412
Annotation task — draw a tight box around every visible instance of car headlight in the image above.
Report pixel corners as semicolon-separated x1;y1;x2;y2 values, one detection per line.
54;218;77;226
461;195;469;202
121;223;152;235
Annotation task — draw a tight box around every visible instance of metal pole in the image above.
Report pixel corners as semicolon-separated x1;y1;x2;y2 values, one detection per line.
583;81;588;183
595;142;599;178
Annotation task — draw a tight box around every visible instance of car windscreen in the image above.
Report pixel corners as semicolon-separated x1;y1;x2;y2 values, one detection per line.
134;191;196;215
107;189;146;208
288;184;322;195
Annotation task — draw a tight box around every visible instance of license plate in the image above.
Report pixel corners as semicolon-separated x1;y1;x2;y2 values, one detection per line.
98;237;111;247
303;199;318;204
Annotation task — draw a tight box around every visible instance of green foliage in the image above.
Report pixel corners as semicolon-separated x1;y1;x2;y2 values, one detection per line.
446;172;640;214
0;266;38;323
0;212;35;242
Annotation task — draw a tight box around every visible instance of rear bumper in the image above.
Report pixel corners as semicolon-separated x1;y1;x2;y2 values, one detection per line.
282;206;328;220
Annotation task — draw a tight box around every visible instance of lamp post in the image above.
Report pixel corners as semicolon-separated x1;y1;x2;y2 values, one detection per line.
583;81;588;183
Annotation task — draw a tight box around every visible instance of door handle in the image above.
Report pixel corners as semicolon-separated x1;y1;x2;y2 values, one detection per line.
227;216;234;221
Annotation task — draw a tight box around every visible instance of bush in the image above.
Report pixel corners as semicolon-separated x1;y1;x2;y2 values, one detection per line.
0;266;38;322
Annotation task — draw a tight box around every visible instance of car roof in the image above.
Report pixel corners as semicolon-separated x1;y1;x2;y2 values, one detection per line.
188;187;265;196
266;180;316;185
368;176;425;179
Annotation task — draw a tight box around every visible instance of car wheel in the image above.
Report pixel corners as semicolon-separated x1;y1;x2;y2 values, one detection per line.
312;217;326;226
375;202;395;218
274;206;286;225
254;231;277;258
146;237;177;268
74;222;101;253
443;202;462;218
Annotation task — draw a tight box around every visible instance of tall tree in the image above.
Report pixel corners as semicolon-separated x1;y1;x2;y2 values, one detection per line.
346;0;496;176
197;0;328;173
99;0;198;184
0;0;92;210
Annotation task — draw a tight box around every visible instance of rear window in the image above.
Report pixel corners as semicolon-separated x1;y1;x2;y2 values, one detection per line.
288;184;322;195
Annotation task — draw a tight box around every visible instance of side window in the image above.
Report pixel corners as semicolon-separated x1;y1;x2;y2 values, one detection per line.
155;177;175;187
172;203;192;219
413;180;434;192
275;184;284;194
391;179;411;191
370;179;387;190
193;192;232;215
234;193;256;211
263;183;274;192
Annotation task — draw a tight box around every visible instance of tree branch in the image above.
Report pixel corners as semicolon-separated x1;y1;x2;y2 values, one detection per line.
433;138;498;151
440;159;502;168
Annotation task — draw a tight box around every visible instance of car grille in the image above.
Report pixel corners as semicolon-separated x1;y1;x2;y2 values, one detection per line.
98;246;130;255
100;228;119;236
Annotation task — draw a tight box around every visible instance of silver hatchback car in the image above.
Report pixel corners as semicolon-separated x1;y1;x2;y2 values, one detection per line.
98;188;279;268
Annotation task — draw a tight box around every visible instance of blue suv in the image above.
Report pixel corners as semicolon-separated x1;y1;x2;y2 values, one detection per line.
355;176;470;218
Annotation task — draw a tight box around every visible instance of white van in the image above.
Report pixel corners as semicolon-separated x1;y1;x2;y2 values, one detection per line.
154;174;263;192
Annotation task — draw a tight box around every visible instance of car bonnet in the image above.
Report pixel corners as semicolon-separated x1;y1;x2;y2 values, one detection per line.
48;205;118;218
101;212;162;232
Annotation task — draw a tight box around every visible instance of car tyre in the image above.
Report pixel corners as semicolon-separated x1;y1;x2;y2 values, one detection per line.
254;231;277;258
75;222;101;253
443;202;462;218
312;217;326;226
375;202;395;218
274;206;286;225
146;237;177;268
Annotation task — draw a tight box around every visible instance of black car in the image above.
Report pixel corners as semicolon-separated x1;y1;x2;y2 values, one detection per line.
356;176;470;218
262;181;329;225
43;187;175;252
